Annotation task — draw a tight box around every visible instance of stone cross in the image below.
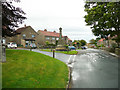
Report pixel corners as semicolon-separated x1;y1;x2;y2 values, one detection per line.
59;27;62;39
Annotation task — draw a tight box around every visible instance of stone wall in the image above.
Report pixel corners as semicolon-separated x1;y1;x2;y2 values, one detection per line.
101;47;115;53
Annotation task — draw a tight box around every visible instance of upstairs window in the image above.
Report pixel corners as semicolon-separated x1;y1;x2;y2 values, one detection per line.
32;35;35;38
23;34;26;39
46;37;50;40
52;37;55;40
56;37;59;40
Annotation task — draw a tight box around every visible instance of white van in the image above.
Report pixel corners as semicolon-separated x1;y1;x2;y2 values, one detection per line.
7;42;17;49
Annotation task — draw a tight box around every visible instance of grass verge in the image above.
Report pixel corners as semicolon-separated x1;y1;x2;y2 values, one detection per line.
2;49;68;88
40;49;78;55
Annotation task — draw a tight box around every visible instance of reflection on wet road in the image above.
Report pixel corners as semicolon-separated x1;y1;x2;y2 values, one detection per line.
71;49;118;88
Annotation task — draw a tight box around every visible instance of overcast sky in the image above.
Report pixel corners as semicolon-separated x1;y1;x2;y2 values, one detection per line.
13;0;97;43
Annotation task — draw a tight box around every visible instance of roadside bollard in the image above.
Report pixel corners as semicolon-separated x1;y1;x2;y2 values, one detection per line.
53;49;55;58
30;46;32;51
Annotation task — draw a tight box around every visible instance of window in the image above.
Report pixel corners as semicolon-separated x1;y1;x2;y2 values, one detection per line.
56;37;59;40
46;37;50;40
52;37;55;40
23;34;26;39
32;35;35;38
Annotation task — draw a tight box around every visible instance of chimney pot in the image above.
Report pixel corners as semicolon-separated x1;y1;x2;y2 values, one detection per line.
24;24;26;27
44;29;47;31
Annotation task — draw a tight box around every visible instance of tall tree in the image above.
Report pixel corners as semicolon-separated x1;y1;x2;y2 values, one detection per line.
79;40;87;46
84;2;120;46
89;39;96;44
1;0;26;62
2;0;26;37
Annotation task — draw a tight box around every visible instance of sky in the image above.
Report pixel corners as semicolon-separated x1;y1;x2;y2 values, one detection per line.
13;0;97;43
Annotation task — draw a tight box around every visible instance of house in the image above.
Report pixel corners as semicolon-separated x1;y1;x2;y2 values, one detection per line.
97;35;118;48
37;29;72;46
6;26;72;48
6;25;40;48
97;38;105;47
87;43;96;48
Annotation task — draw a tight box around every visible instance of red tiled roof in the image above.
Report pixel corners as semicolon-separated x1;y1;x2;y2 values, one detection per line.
68;38;72;41
38;30;72;41
74;42;77;44
38;30;61;37
98;38;105;42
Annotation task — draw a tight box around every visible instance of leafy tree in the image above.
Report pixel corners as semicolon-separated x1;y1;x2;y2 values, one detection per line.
95;37;101;42
46;41;49;45
79;40;87;46
55;40;58;46
89;39;96;44
84;2;120;47
2;0;26;37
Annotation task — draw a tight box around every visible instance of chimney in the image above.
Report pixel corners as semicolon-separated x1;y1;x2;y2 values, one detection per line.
44;29;47;31
24;24;26;27
53;31;56;33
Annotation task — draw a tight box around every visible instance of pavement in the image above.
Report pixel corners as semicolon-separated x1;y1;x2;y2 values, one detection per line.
32;49;71;63
17;48;119;88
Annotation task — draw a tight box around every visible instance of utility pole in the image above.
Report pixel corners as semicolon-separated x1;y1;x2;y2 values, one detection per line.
0;1;6;63
0;1;2;90
0;0;2;62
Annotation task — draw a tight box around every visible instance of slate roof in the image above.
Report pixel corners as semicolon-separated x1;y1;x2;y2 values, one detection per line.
16;26;30;34
16;26;38;35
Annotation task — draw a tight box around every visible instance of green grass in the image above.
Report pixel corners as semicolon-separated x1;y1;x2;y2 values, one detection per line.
2;50;69;88
40;49;78;55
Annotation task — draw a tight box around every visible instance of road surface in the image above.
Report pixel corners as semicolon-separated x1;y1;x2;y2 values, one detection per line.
68;48;118;88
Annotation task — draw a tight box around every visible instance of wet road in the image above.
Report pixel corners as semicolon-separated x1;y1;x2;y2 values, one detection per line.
69;49;118;88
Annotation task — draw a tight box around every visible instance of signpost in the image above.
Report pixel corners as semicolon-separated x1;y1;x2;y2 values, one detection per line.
53;49;55;58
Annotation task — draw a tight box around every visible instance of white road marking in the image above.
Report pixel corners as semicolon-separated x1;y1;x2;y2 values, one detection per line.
110;53;118;57
73;55;76;62
67;55;72;64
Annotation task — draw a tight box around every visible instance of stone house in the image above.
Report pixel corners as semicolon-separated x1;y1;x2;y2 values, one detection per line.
37;29;72;46
6;25;40;48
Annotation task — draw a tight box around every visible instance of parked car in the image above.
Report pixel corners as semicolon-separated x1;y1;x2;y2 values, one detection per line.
81;46;87;49
30;43;37;49
68;46;76;50
7;42;17;49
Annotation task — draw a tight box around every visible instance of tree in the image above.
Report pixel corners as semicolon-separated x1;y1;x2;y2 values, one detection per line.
2;0;26;37
55;40;58;46
89;39;96;44
84;2;120;47
1;0;26;62
79;40;87;46
46;41;49;46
